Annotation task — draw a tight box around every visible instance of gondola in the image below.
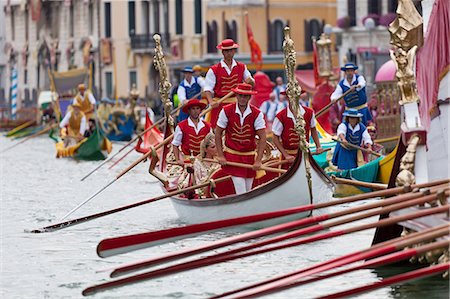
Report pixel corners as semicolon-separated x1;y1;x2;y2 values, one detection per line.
55;128;112;160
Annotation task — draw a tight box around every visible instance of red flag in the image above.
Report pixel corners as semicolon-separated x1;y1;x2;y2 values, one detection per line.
312;39;323;87
245;14;263;71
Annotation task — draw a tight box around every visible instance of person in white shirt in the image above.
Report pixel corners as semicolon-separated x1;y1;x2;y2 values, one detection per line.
215;83;266;194
177;66;205;122
172;99;212;165
203;39;254;128
330;63;372;125
272;90;323;165
74;84;96;119
259;92;279;131
331;109;373;170
59;101;86;147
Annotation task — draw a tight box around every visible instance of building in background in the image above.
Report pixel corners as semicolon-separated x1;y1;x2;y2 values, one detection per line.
2;0;340;109
185;0;339;88
0;5;7;107
3;0;101;111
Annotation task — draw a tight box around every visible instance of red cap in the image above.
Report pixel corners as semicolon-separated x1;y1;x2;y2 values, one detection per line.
232;83;257;95
182;99;207;114
216;39;240;50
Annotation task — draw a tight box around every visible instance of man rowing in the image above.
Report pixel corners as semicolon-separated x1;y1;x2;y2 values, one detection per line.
74;84;97;119
59;101;86;147
204;39;255;128
172;99;212;166
215;83;266;194
272;90;323;165
330;63;372;125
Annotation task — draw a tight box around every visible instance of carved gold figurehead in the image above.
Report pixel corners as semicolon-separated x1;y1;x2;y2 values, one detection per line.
153;34;174;132
388;0;423;105
282;26;312;192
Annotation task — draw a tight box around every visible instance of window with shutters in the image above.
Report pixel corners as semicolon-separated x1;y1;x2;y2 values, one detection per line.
207;21;218;53
175;0;183;35
225;20;237;42
368;0;381;15
304;19;322;52
104;2;111;38
387;0;398;13
128;1;136;36
347;0;357;26
194;0;202;34
269;19;284;53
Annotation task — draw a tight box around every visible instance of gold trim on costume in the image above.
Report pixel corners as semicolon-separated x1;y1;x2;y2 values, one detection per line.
224;147;256;156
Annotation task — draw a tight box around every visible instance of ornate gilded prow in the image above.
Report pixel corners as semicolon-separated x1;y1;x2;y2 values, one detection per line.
388;0;423;105
282;26;312;192
153;34;174;132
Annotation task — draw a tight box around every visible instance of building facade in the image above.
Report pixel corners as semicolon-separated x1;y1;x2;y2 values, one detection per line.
3;0;101;110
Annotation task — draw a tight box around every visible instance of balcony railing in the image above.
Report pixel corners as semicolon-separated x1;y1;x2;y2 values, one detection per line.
130;33;170;51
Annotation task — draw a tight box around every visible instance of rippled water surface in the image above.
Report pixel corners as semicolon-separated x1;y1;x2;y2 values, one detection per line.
1;135;448;299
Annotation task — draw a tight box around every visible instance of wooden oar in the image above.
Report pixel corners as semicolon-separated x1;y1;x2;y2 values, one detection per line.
106;188;447;277
332;137;382;157
82;204;449;296
5;120;35;137
201;91;234;116
229;237;450;299
311;147;331;155
95;179;449;259
107;146;136;169
1;124;57;153
331;176;387;190
29;175;232;233
202;158;287;174
315;87;355;117
60;134;174;220
317;262;450;299
212;224;450;298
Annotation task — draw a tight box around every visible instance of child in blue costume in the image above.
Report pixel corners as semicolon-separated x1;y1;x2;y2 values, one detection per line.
332;109;373;170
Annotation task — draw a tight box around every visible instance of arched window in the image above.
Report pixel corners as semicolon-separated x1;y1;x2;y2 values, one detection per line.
304;19;322;52
225;20;237;42
269;19;284;53
207;21;218;53
347;0;356;26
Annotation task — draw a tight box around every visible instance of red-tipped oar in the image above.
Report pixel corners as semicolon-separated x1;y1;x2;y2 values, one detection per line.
81;207;449;296
212;224;450;299
96;179;449;259
317;262;450;299
108;190;446;278
29;176;231;233
219;227;450;299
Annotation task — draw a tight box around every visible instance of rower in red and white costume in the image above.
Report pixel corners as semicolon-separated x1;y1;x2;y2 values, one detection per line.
204;39;255;128
215;83;266;194
172;99;212;165
272;90;323;165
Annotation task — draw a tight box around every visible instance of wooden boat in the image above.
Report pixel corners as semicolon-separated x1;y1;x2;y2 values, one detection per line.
170;154;333;226
55;128;112;160
0;107;38;130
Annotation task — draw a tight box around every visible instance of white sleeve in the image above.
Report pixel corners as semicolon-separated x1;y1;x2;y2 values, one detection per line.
362;129;373;145
171;125;183;146
330;84;343;101
59;111;71;128
79;116;87;134
216;109;228;129
88;93;96;105
272;116;284;136
357;75;366;90
203;69;216;94
197;76;205;89
254;111;266;131
177;85;186;102
243;65;252;80
310;112;317;128
336;123;347;137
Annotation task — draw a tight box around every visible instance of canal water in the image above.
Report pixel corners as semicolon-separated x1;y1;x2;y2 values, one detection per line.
1;135;448;298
